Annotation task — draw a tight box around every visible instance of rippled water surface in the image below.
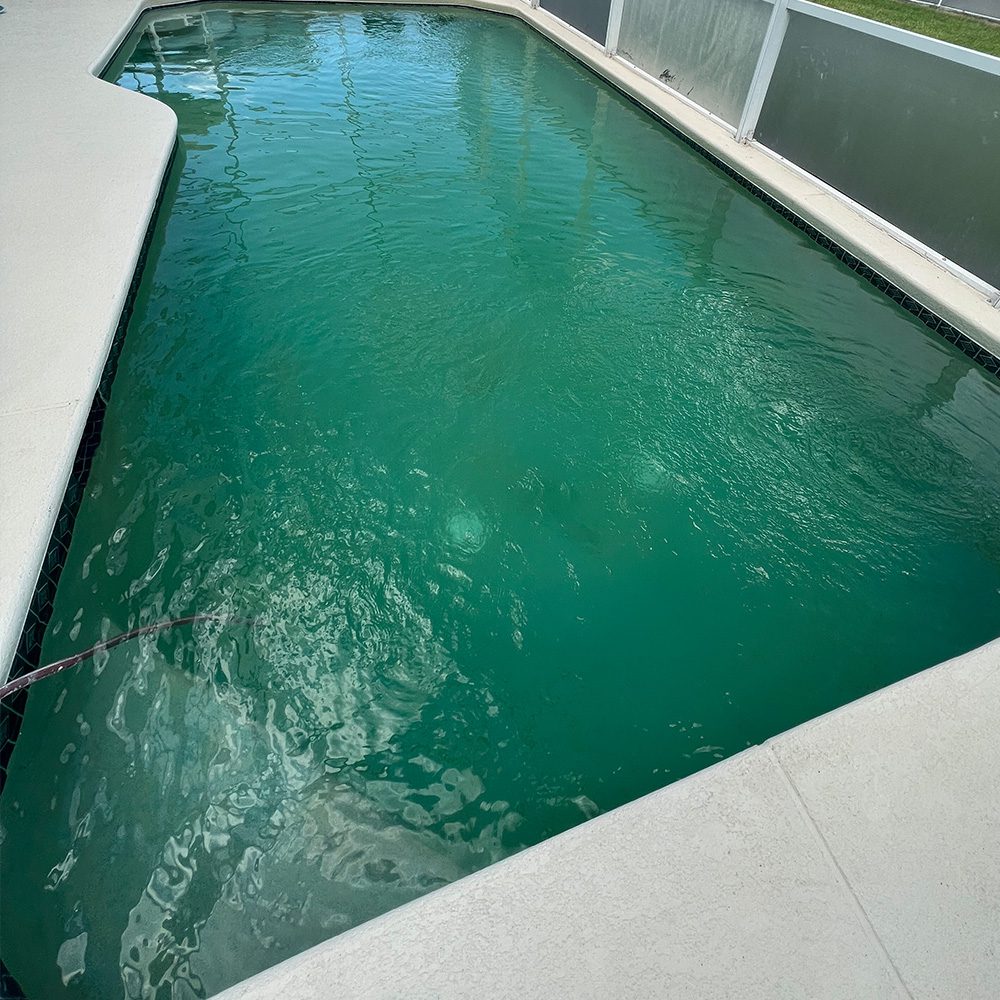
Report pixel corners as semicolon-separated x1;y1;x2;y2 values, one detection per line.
4;5;1000;997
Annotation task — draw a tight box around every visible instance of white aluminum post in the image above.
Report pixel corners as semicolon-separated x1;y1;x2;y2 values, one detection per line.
736;0;790;143
605;0;626;56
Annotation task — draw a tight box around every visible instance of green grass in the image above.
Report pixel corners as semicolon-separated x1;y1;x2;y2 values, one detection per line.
814;0;1000;56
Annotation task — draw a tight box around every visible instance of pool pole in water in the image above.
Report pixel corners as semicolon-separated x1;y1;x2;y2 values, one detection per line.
0;615;252;701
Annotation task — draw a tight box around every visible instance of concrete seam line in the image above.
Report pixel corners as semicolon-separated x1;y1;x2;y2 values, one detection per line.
767;745;915;999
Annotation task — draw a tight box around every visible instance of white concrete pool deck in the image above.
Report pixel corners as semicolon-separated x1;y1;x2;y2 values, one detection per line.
1;0;999;996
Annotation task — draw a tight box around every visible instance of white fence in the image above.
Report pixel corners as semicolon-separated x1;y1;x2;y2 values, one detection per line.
533;0;1000;298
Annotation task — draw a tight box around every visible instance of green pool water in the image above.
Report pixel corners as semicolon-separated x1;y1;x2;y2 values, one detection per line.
4;4;1000;997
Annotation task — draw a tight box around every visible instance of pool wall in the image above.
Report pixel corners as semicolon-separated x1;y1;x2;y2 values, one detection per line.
0;1;999;996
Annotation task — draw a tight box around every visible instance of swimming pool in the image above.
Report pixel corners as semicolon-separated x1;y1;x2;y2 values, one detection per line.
2;4;1000;997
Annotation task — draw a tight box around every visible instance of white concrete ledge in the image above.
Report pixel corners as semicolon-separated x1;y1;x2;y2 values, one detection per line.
0;0;178;682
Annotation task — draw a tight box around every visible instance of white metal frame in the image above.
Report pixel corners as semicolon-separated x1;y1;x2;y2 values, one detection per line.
736;0;789;143
604;0;625;56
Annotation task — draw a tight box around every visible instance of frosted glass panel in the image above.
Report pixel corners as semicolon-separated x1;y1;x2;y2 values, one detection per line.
616;0;772;125
756;12;1000;288
541;0;613;44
